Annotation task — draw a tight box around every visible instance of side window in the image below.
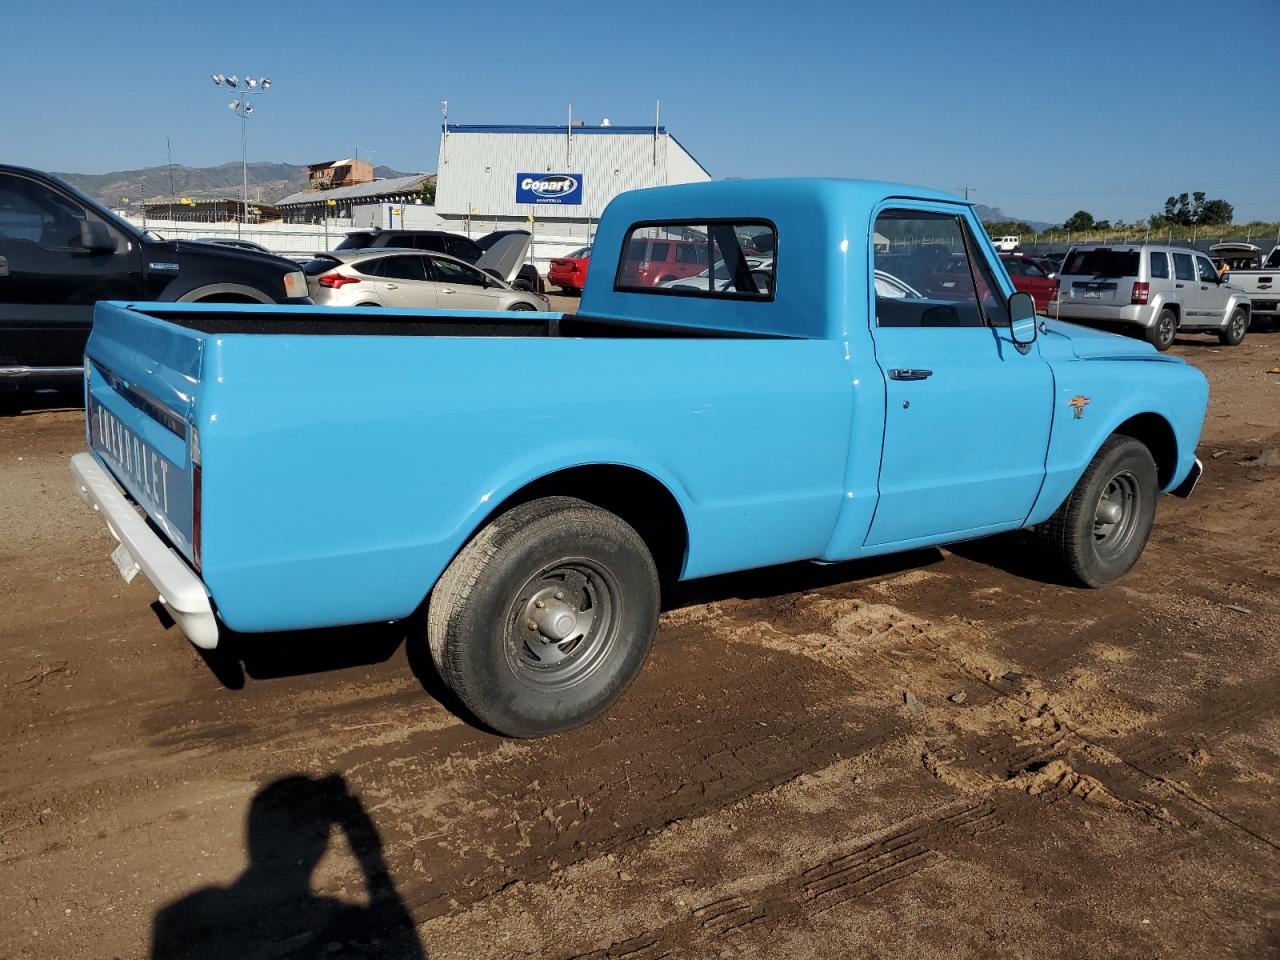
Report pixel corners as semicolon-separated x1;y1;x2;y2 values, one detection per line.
412;235;446;254
430;256;485;287
1022;260;1046;278
1003;258;1025;275
1196;257;1218;283
353;257;382;278
1149;252;1170;279
873;209;997;328
0;175;84;247
615;222;774;298
1172;253;1195;281
374;255;427;282
445;236;479;261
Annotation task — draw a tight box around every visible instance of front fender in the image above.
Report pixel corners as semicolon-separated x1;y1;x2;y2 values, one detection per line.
1027;358;1209;524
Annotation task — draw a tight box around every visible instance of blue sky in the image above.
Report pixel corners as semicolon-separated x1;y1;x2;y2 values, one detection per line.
2;0;1278;223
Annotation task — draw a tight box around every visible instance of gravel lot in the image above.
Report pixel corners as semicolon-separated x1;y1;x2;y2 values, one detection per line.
1;325;1278;959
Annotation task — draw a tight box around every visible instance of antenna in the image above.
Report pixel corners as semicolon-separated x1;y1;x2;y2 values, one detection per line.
956;185;976;201
440;99;449;164
654;99;661;167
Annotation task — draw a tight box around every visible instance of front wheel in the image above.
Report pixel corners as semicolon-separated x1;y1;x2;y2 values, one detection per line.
1219;307;1248;346
1036;435;1159;587
1146;309;1177;351
507;302;537;311
427;497;660;737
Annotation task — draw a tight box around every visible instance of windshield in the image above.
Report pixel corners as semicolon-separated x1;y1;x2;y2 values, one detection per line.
335;231;375;251
568;246;591;259
1063;249;1140;278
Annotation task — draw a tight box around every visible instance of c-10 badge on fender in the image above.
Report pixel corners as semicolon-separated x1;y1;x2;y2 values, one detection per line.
1068;395;1091;419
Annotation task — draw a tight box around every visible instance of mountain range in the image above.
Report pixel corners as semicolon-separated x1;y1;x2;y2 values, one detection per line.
974;203;1054;231
52;161;416;208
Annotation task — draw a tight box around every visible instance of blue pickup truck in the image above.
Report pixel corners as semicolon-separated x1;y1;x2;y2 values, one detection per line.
71;179;1208;737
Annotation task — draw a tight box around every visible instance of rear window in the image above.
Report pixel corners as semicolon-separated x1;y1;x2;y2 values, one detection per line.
334;232;375;251
616;221;775;299
302;255;341;276
1062;249;1141;278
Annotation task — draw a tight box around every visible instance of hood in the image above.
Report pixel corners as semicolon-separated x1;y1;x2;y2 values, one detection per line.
168;239;302;273
1039;318;1176;362
475;231;532;283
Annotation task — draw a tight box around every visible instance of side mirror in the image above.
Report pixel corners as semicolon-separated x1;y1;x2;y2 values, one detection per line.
80;220;116;253
1009;291;1037;345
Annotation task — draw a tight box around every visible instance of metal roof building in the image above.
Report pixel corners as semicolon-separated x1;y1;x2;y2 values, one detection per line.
434;124;710;226
275;173;436;223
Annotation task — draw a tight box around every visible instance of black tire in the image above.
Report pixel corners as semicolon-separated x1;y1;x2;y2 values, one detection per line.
507;302;537;311
356;302;380;307
427;497;660;737
1218;307;1248;346
1146;309;1177;351
559;286;579;296
1037;435;1159;587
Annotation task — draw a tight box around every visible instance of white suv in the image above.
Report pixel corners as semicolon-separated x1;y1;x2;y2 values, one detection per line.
1050;244;1252;350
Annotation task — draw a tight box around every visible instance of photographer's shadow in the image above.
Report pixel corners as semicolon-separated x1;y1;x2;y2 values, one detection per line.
151;775;426;960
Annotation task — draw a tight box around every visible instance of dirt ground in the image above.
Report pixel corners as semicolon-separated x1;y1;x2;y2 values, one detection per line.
2;325;1278;959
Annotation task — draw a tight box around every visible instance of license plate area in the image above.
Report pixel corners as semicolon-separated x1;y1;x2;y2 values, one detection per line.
112;542;141;584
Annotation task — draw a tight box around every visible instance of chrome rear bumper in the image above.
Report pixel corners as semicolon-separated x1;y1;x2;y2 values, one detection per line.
69;452;219;649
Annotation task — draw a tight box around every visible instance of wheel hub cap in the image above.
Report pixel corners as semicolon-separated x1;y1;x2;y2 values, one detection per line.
528;591;581;642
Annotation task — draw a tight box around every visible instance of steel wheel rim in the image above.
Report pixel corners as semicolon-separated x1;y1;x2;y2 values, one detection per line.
1229;312;1245;340
1158;316;1175;346
1093;471;1141;558
505;559;619;692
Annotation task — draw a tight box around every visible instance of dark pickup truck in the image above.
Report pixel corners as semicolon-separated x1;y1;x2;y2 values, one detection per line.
0;164;310;392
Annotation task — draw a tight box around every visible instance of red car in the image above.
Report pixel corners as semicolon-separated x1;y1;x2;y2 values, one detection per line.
549;245;591;295
618;237;709;287
1000;253;1058;313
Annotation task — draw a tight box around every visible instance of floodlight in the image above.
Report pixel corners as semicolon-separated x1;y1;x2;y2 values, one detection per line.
243;104;253;115
260;77;271;89
246;77;258;89
228;100;240;111
227;75;239;88
211;73;224;85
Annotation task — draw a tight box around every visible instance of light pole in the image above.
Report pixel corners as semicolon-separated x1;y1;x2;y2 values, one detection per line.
211;72;271;238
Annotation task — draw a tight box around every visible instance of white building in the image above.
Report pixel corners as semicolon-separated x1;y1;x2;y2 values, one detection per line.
433;123;710;235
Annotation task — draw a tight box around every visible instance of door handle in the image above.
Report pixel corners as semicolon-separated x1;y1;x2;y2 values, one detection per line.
440;288;456;295
1175;283;1184;288
383;283;398;290
888;368;933;381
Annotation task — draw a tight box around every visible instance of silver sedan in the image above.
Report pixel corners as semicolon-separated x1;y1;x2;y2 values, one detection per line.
304;249;549;311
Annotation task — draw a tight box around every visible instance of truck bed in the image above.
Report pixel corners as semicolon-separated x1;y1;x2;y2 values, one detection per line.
141;305;796;340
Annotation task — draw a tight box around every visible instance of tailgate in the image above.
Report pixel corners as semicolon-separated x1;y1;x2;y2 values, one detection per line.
84;302;205;564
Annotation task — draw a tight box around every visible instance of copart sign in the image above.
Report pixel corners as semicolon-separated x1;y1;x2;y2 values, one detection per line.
516;173;583;205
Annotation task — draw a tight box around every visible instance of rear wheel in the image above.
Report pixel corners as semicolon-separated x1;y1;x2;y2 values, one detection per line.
355;302;380;307
1146;309;1177;351
1218;307;1248;346
1036;435;1159;587
427;497;660;737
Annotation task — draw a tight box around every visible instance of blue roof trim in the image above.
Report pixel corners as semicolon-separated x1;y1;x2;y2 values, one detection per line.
667;132;710;179
444;124;668;135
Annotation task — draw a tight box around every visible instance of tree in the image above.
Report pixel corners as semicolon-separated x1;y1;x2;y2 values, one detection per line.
1062;210;1095;232
1197;198;1234;225
1157;191;1233;227
983;219;1031;238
